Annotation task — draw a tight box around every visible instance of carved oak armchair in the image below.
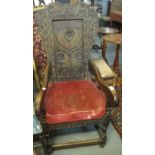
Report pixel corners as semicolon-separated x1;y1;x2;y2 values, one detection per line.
34;2;117;154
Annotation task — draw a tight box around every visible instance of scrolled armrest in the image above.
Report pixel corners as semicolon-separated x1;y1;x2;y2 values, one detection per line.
40;61;50;88
34;61;50;114
90;58;116;79
89;59;118;106
34;88;46;114
108;86;119;106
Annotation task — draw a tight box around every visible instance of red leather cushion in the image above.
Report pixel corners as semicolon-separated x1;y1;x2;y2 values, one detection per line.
44;80;106;124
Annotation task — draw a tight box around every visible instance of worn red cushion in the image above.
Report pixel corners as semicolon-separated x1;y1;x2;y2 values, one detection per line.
44;80;106;124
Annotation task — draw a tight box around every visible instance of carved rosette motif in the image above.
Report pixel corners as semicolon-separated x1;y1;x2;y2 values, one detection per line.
34;2;98;82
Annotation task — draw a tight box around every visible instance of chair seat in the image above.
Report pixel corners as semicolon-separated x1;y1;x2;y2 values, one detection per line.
44;80;106;124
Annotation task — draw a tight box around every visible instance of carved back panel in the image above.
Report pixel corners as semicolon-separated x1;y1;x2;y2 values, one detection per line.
34;2;98;82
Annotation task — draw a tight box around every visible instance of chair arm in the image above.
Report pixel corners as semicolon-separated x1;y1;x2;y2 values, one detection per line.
40;61;50;88
89;59;118;106
35;62;50;114
34;88;46;114
33;59;41;91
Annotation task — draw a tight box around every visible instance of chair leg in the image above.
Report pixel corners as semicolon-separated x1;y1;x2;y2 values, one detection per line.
104;115;110;129
40;133;50;155
95;125;106;140
40;124;54;155
95;116;110;143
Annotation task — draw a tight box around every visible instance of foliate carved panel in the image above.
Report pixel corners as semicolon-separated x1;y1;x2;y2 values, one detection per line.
34;2;99;82
53;19;84;81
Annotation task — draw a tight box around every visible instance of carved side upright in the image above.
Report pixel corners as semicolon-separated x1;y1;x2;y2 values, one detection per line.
34;2;99;82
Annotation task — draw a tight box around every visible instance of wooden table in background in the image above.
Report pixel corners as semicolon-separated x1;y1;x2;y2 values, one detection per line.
102;33;122;71
110;11;122;23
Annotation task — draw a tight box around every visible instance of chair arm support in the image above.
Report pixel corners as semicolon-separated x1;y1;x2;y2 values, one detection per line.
108;85;118;106
33;59;41;91
34;62;50;114
40;61;50;88
89;59;118;106
33;59;50;90
35;88;46;114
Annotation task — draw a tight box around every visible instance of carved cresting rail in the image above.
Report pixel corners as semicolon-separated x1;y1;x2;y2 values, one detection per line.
34;2;99;82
